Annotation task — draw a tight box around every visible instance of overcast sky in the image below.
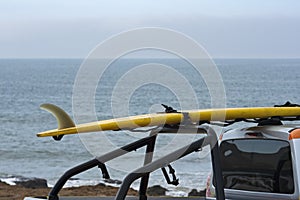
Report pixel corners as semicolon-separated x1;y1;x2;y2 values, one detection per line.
1;0;300;58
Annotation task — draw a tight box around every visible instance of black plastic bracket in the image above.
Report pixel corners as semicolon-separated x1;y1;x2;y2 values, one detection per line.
274;101;300;107
52;135;64;141
98;163;110;179
161;104;178;113
161;164;179;186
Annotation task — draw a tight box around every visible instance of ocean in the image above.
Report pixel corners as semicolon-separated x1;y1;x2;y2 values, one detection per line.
1;58;300;196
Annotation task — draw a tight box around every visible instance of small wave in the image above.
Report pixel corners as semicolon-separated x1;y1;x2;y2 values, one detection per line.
0;177;18;185
61;179;101;188
0;175;44;186
166;190;188;197
48;178;122;188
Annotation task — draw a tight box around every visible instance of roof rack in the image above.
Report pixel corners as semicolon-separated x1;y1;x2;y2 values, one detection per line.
47;125;225;200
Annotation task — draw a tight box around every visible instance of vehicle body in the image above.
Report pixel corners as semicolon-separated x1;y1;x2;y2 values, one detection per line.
206;123;300;200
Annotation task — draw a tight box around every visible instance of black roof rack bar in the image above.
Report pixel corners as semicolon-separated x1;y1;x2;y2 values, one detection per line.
139;132;157;200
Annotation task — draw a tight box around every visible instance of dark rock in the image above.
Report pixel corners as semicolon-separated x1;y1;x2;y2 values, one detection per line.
147;185;168;196
188;188;206;197
15;177;48;189
97;182;106;187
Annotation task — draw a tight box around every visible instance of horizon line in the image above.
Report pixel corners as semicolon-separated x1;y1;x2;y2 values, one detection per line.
0;57;300;60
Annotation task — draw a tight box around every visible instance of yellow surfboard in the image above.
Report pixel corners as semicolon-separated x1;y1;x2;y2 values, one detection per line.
37;104;300;138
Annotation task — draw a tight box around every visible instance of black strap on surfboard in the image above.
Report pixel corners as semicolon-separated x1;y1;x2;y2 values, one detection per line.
274;101;300;107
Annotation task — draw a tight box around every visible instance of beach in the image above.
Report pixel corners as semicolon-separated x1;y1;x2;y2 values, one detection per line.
0;179;207;200
0;181;138;200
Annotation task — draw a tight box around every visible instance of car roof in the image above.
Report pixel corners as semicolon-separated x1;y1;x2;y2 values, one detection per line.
221;125;300;141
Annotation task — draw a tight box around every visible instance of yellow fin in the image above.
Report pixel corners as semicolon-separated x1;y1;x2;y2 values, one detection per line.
40;104;75;140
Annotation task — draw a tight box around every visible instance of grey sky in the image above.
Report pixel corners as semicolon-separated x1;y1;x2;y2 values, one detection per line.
1;0;300;58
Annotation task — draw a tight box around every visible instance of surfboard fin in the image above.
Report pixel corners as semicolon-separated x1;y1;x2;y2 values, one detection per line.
40;103;75;141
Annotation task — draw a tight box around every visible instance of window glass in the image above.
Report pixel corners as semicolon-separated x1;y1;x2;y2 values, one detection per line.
220;139;294;194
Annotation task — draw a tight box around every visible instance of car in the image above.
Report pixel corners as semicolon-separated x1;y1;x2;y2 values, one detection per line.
206;120;300;200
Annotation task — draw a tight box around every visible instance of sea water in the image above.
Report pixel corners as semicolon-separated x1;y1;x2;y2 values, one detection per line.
0;58;300;196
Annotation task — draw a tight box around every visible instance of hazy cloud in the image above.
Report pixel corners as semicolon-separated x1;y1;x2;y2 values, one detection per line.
1;0;300;58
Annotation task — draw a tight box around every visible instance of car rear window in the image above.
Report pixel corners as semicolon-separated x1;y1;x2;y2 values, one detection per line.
219;139;294;194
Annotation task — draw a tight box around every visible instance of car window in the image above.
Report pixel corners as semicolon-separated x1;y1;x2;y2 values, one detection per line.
219;139;294;194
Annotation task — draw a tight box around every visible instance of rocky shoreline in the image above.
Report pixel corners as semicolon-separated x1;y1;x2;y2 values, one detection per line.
0;178;206;200
0;180;137;200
